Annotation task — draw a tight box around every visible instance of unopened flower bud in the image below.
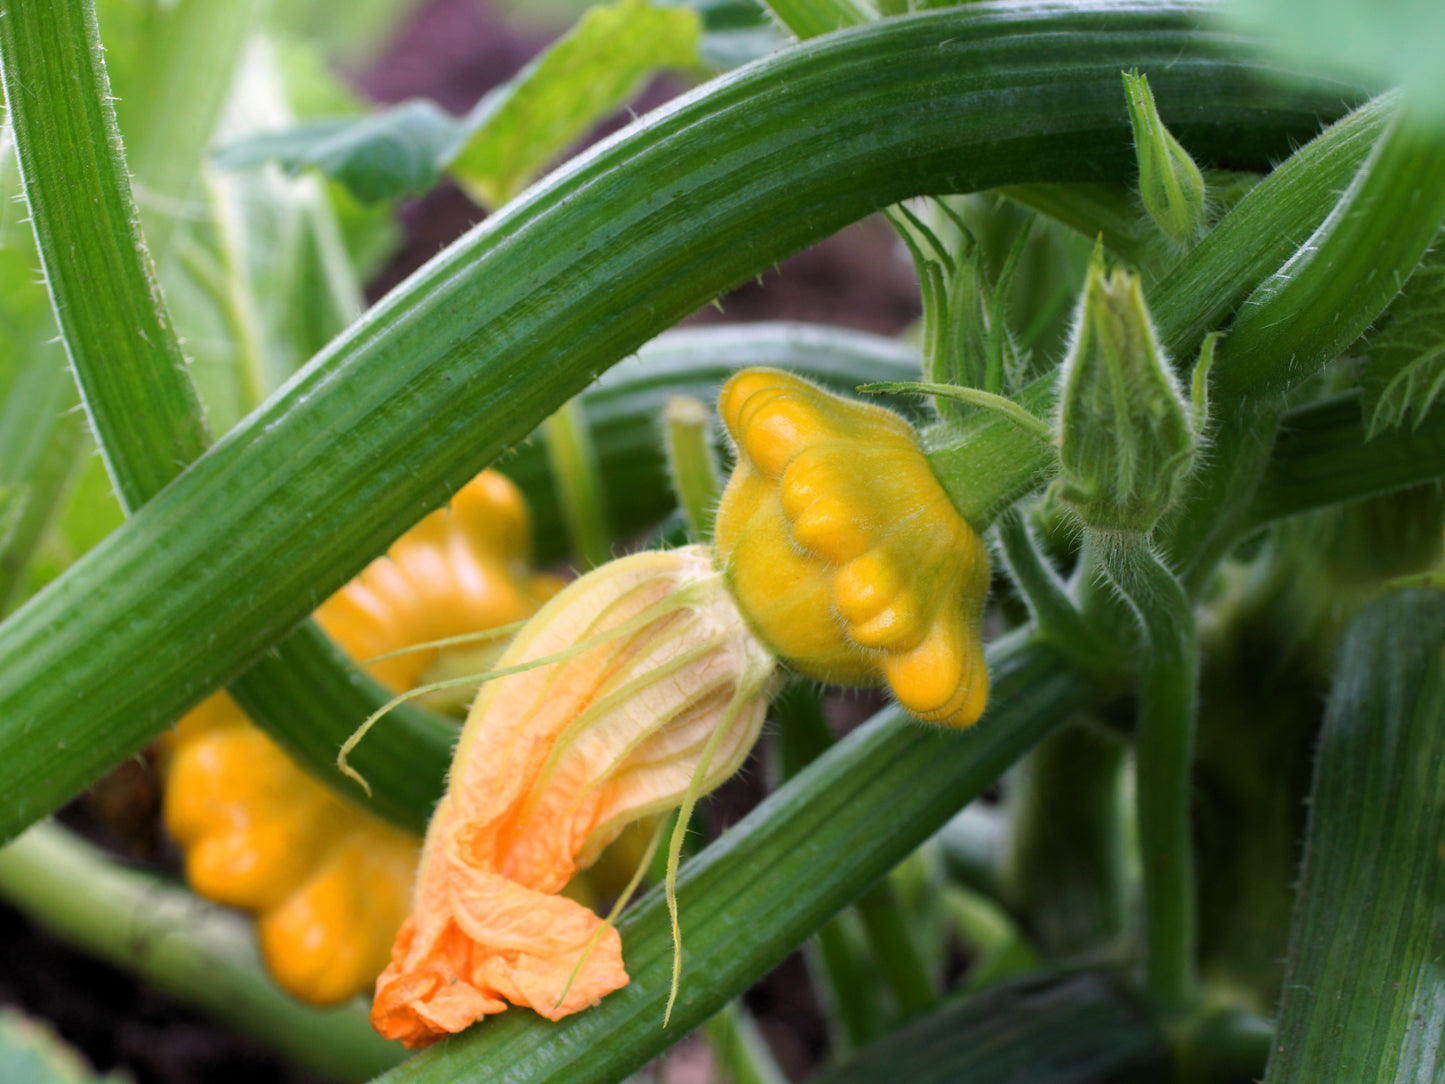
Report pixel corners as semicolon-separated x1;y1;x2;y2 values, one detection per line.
1056;263;1194;533
1123;69;1206;244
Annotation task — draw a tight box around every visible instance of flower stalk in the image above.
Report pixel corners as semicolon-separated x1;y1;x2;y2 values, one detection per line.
1096;533;1199;1009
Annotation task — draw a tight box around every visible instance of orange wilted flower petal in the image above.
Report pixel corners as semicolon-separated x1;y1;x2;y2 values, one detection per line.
372;545;777;1048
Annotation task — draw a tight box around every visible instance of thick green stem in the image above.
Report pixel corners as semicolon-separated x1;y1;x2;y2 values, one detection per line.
1214;106;1445;401
0;0;211;508
0;821;402;1083
996;509;1118;678
1096;532;1199;1010
854;883;938;1019
1246;391;1445;528
925;376;1059;528
542;396;613;569
1163;398;1286;596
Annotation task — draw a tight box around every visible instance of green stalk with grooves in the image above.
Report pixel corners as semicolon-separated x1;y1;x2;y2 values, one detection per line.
1096;534;1199;1010
775;680;938;1022
1265;589;1445;1083
1215;111;1445;400
374;633;1095;1084
0;3;1357;842
0;0;210;506
1164;101;1445;592
0;0;456;833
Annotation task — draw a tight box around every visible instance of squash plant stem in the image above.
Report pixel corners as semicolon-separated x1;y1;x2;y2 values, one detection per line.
1094;531;1199;1011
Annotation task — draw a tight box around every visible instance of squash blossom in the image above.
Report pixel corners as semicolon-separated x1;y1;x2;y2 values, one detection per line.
164;470;557;1005
714;368;992;726
370;544;777;1047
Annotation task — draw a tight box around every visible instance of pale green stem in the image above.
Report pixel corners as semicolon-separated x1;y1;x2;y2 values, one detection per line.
855;882;939;1018
663;395;721;541
996;509;1111;677
0;821;403;1083
1094;531;1199;1009
703;1002;790;1084
542;396;613;569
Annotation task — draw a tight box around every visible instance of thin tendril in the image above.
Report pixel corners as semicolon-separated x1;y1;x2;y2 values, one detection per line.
353;619;531;668
336;576;728;792
662;666;772;1027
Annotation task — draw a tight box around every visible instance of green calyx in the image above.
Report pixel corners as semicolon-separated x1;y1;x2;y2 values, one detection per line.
1055;261;1194;533
1122;69;1206;244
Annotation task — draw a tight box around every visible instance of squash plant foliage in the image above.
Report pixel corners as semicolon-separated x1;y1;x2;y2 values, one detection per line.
1;0;1444;1081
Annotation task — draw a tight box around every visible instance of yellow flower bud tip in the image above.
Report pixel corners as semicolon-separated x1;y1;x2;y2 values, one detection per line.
715;368;992;728
373;544;777;1048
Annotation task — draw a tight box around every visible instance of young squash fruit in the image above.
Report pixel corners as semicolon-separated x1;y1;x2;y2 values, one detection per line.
714;368;992;726
163;470;559;1005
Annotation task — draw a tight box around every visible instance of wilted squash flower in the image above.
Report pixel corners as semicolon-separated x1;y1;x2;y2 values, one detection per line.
164;470;557;1005
371;545;778;1048
714;368;992;726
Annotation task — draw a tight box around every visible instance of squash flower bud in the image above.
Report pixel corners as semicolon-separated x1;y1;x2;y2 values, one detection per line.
1055;262;1194;534
371;545;777;1048
713;369;991;727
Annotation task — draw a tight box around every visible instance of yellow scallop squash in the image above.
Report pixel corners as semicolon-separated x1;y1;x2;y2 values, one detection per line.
714;368;991;727
164;470;558;1005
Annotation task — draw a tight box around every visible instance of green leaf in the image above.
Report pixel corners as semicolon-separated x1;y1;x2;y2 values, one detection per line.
1265;588;1445;1083
447;0;702;208
212;99;462;203
809;973;1165;1084
1359;244;1445;436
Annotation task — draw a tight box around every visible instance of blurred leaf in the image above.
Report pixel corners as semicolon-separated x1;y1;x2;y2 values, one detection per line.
1223;0;1445;121
1265;588;1445;1083
213;98;461;203
173;38;366;430
811;973;1165;1084
267;0;423;66
0;1007;125;1084
447;0;701;207
1359;245;1445;436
